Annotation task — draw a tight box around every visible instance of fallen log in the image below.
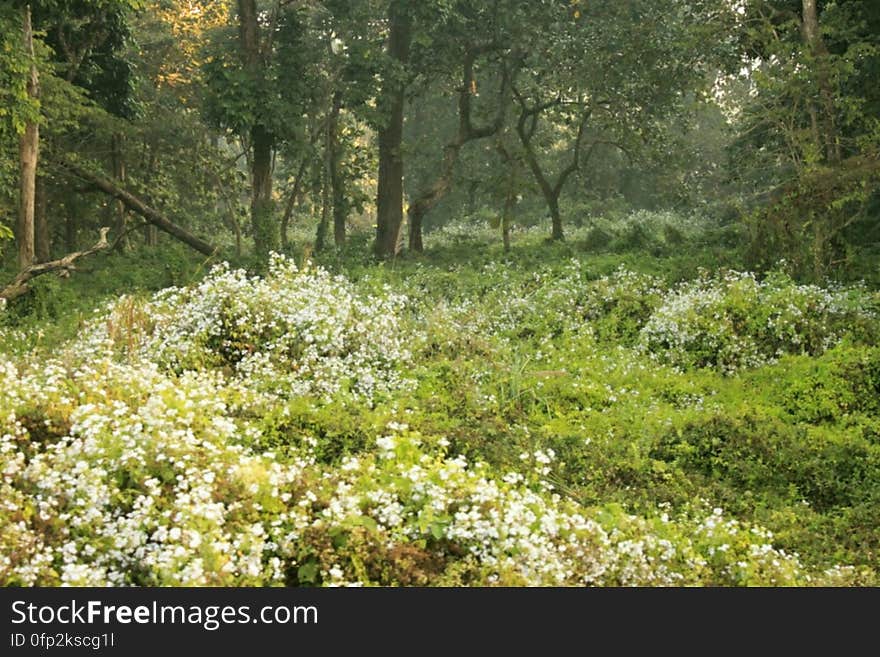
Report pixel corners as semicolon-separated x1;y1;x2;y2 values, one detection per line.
61;161;218;256
1;228;110;303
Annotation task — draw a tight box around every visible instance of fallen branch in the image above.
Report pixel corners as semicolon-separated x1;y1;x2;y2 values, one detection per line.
61;160;218;256
1;228;111;303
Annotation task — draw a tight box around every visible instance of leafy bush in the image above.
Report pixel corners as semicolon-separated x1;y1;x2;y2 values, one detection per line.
639;270;878;373
0;357;815;586
579;267;666;343
94;254;412;403
483;264;663;344
779;345;880;423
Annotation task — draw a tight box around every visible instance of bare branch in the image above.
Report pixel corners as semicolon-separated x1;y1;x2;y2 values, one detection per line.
553;108;592;198
1;229;111;303
60;160;218;256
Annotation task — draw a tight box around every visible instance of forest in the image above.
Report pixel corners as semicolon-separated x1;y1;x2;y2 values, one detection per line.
0;0;878;587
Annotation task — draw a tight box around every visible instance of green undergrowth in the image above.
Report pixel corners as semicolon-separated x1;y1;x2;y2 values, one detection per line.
2;213;879;585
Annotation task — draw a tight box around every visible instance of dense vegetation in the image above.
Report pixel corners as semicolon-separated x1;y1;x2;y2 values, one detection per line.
2;218;879;586
1;1;879;586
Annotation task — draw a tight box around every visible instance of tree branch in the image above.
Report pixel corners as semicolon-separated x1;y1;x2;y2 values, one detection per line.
552;108;592;198
60;160;218;256
1;228;111;303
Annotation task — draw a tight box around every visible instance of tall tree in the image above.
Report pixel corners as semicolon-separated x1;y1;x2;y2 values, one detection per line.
730;0;880;278
513;93;591;241
17;5;38;269
406;43;517;252
238;0;276;260
23;0;140;259
205;1;333;260
800;0;839;164
374;0;411;258
509;0;725;241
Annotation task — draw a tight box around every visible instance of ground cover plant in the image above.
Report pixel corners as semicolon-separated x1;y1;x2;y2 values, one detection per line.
2;215;879;586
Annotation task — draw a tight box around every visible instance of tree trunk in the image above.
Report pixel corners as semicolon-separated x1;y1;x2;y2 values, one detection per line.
520;141;563;241
407;49;514;252
801;0;840;164
250;123;276;259
143;143;159;246
315;92;345;250
111;132;128;251
515;101;590;242
34;174;50;262
280;157;308;250
146;225;159;247
280;119;323;249
238;0;276;260
408;205;425;252
374;1;412;258
495;139;515;251
231;220;241;257
315;161;330;251
467;180;478;215
17;6;39;270
502;191;514;252
549;197;563;240
62;161;217;256
329;94;346;248
408;143;460;252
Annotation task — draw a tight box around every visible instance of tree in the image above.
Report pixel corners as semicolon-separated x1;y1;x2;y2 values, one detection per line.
373;0;411;258
493;132;525;251
729;0;880;278
407;44;517;252
238;0;275;260
0;0;143;266
800;0;840;165
205;1;357;260
513;92;591;241
507;0;725;241
374;0;541;255
134;1;249;254
17;5;39;269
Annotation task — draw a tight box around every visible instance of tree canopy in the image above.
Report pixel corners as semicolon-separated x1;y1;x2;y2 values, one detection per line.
0;0;876;272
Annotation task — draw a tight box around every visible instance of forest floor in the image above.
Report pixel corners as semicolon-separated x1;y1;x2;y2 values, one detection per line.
1;211;879;586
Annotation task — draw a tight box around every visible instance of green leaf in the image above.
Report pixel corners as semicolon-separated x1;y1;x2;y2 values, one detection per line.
359;515;379;531
297;561;319;583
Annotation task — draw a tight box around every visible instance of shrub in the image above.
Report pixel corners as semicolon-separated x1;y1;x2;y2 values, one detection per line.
93;254;412;404
580;267;666;343
639;270;878;374
0;354;817;586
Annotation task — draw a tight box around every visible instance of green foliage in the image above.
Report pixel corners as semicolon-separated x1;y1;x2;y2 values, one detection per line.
2;215;880;585
0;243;206;354
729;0;880;280
779;345;880;423
639;269;878;374
3;0;880;588
0;7;40;138
32;0;141;119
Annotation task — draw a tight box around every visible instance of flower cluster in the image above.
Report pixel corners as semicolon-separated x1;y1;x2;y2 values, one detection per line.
639;270;877;373
92;254;412;403
2;249;875;587
0;344;819;586
0;347;817;587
